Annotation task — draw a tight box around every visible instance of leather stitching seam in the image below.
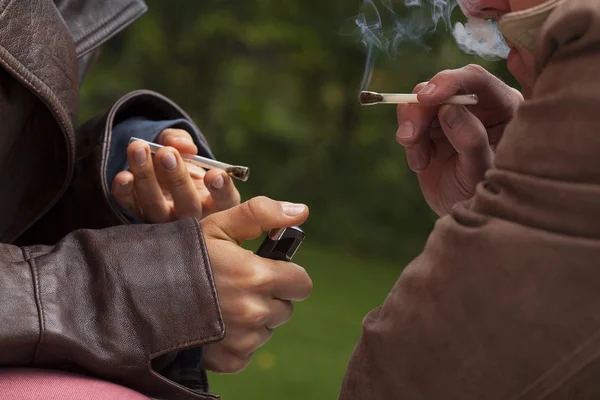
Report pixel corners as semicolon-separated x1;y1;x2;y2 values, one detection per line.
148;220;225;358
22;247;45;364
73;2;139;43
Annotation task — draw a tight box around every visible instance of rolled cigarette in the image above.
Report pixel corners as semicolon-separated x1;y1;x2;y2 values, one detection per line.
359;91;479;106
129;137;250;182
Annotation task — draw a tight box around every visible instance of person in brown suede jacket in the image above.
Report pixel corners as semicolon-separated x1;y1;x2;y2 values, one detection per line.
0;1;312;399
340;0;600;398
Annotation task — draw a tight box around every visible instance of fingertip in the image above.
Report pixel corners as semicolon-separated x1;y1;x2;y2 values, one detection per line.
405;146;430;172
412;81;429;94
111;171;142;218
204;169;227;190
280;202;309;222
416;84;440;104
168;138;198;155
113;170;134;187
205;169;241;211
127;140;147;157
127;140;151;168
155;146;184;172
158;129;198;155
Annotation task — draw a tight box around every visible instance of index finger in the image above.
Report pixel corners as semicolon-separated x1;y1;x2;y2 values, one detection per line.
416;64;504;106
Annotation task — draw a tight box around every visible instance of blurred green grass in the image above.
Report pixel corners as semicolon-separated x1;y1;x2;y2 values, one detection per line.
208;242;406;399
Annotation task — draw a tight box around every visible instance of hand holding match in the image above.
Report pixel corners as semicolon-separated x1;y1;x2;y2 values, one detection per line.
359;90;479;106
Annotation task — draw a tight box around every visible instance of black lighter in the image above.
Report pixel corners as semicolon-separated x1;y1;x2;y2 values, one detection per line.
256;226;305;261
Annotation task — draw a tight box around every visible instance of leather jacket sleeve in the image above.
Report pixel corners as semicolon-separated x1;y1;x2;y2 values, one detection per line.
1;218;224;400
16;89;212;245
9;90;227;399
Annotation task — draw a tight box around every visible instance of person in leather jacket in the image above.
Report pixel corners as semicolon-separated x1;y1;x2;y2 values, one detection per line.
0;1;312;399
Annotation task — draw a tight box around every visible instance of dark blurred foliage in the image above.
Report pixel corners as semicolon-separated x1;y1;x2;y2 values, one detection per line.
80;0;518;264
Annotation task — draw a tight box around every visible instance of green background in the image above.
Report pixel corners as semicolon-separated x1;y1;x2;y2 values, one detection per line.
80;0;517;398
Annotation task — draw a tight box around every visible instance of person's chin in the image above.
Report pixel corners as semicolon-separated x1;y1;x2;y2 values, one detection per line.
507;48;534;98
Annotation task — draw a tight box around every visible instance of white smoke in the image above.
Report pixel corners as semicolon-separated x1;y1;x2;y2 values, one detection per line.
452;18;510;60
355;0;510;90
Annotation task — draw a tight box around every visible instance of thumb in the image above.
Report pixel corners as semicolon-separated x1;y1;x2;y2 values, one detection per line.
201;196;309;244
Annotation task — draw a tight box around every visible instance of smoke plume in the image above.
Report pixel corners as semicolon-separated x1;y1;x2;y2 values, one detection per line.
355;0;511;90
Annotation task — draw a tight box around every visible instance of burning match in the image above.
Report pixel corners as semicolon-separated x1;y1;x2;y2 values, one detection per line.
360;91;479;106
129;137;250;182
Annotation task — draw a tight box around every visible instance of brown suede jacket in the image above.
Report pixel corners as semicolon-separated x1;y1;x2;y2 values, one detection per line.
340;0;600;399
0;1;224;399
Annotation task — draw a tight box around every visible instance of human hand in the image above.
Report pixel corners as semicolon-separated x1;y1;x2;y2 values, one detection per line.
111;129;241;222
200;196;312;373
395;64;524;216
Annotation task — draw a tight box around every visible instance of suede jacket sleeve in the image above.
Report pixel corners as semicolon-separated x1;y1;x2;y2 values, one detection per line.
340;1;600;399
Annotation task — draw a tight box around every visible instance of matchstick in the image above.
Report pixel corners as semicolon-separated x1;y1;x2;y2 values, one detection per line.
360;91;479;106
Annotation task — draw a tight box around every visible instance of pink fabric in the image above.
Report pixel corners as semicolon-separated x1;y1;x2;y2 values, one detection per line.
0;369;149;400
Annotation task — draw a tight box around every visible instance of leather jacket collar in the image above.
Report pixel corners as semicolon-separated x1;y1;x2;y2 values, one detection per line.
0;0;146;242
54;0;147;58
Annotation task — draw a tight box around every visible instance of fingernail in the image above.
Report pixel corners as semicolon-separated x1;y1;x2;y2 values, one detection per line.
133;148;147;165
407;151;426;171
281;202;306;216
212;174;224;189
173;137;194;143
396;121;414;140
442;105;467;128
118;181;132;189
162;152;178;171
419;84;436;95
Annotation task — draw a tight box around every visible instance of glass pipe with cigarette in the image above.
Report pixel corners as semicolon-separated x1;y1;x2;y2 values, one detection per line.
129;137;250;182
359;91;479;106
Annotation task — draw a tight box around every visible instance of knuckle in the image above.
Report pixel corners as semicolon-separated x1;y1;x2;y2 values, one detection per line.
463;63;488;76
167;173;189;189
142;200;169;216
231;355;252;373
456;125;488;153
219;355;250;374
132;167;154;182
200;213;217;233
230;335;263;356
463;64;493;89
432;68;453;82
245;196;271;220
244;263;273;292
239;303;268;327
